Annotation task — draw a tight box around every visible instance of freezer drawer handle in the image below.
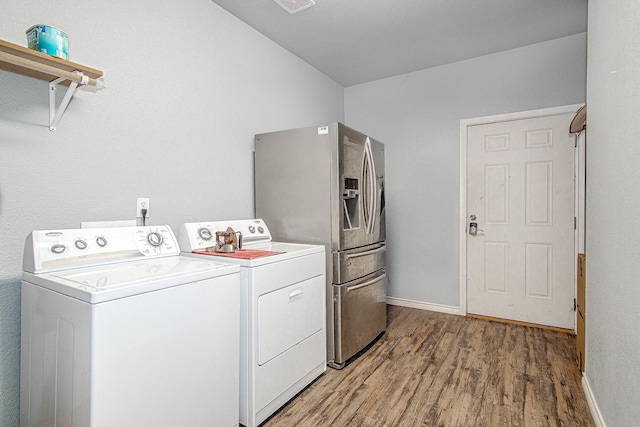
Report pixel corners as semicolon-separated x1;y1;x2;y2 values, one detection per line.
289;289;303;301
344;245;386;260
346;273;387;293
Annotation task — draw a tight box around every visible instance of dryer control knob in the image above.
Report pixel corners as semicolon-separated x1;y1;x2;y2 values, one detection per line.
96;236;108;247
198;227;213;241
75;239;88;250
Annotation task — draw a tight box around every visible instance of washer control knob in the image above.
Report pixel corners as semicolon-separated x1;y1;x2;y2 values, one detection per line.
74;239;88;250
96;236;108;247
51;244;67;255
248;226;256;233
198;227;213;241
147;232;164;247
257;226;264;234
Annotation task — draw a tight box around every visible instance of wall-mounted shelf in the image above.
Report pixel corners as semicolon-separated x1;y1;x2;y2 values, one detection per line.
0;39;104;131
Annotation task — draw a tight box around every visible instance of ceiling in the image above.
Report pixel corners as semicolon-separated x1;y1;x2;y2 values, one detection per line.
211;0;588;87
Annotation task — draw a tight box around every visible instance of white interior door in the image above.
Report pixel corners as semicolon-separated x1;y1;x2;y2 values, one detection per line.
466;112;575;329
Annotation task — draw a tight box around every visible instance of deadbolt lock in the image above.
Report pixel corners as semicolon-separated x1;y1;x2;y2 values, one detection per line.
469;222;478;235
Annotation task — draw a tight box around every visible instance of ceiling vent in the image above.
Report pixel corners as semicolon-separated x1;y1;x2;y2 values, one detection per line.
273;0;316;14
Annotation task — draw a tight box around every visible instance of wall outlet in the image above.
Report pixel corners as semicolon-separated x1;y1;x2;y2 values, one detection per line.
136;198;150;219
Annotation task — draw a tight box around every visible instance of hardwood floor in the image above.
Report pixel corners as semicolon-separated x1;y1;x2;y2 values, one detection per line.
262;305;594;426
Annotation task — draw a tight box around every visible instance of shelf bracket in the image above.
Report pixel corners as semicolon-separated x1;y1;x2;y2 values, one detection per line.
49;71;88;132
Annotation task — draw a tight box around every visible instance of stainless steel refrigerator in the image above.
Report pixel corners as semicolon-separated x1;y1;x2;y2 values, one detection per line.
255;122;386;369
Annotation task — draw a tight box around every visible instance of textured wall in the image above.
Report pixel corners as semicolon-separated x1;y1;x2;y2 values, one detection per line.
0;1;344;424
345;33;587;308
584;1;640;425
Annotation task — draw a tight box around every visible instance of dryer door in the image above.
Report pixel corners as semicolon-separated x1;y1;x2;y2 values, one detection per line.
257;275;325;365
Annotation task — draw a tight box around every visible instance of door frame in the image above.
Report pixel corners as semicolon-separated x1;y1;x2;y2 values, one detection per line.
459;104;585;326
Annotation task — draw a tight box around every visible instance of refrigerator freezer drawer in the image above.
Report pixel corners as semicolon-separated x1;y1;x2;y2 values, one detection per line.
333;270;387;366
333;243;386;284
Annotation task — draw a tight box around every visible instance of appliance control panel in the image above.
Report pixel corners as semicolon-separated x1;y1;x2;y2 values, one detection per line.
23;225;180;273
179;219;272;251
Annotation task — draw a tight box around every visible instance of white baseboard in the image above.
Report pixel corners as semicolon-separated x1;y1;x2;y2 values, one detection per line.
582;374;606;427
386;297;461;316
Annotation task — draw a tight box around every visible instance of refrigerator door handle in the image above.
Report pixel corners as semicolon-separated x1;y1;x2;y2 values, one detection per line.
344;244;386;259
346;273;387;293
361;141;370;234
368;138;378;234
362;137;377;235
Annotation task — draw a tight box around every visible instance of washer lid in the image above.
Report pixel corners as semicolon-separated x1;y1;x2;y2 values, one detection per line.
23;256;239;304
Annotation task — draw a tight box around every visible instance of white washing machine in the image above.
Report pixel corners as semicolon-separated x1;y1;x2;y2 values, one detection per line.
179;219;326;427
20;225;241;427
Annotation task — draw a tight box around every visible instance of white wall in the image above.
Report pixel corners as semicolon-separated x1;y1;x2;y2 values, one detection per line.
584;2;640;426
0;1;344;424
344;33;587;309
0;3;595;425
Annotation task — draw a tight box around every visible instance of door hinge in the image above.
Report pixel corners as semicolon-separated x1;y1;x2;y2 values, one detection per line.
573;298;577;311
574;217;577;230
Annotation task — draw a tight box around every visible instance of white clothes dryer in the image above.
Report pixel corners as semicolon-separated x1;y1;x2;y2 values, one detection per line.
179;219;326;427
20;225;241;427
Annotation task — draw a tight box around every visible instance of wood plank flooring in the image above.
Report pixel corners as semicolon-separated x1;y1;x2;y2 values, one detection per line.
262;305;594;426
